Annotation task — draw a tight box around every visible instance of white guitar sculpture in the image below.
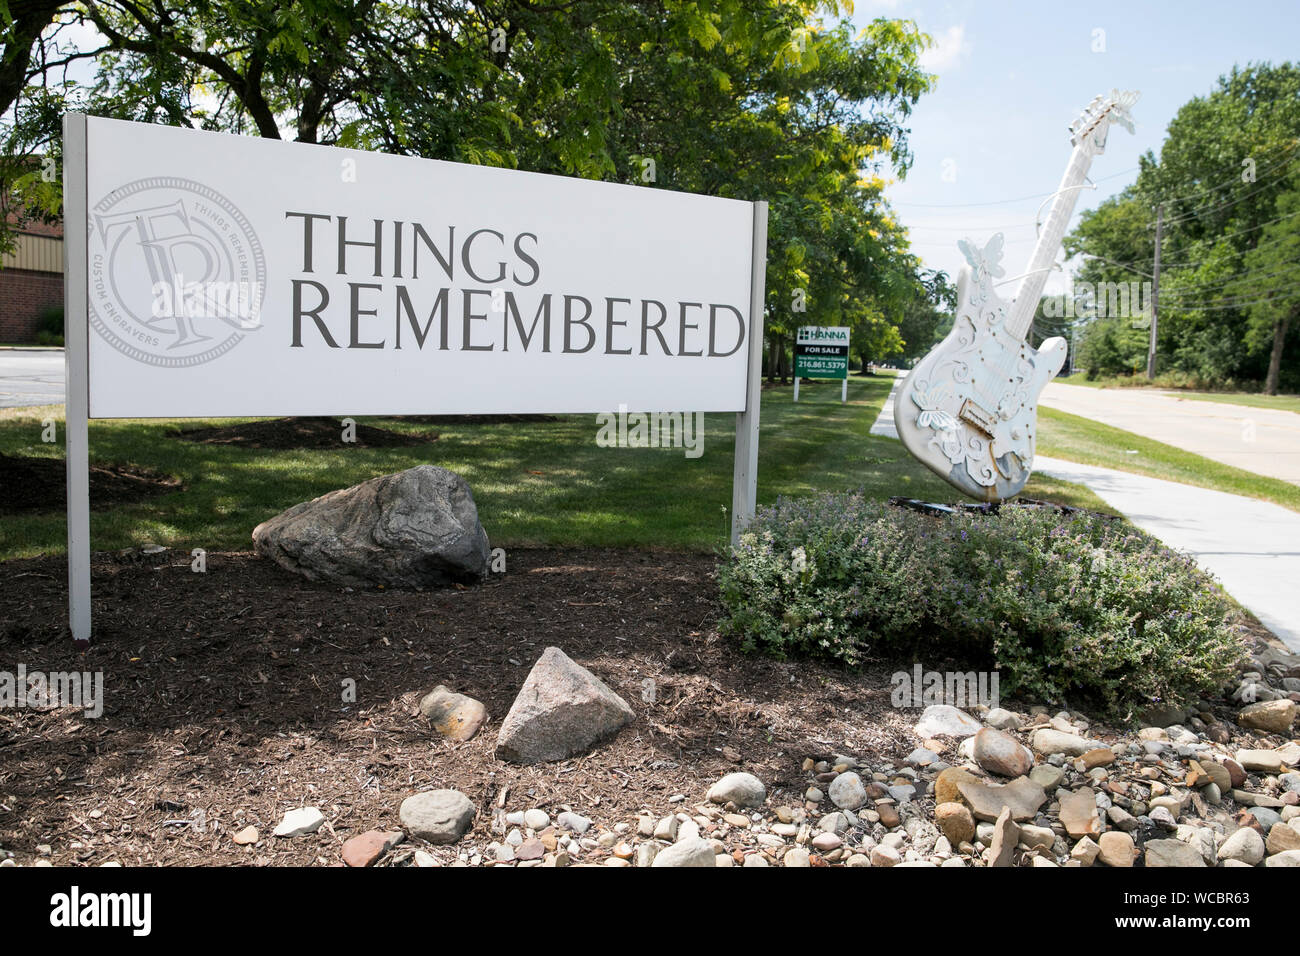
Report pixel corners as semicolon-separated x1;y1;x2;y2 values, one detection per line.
895;89;1139;501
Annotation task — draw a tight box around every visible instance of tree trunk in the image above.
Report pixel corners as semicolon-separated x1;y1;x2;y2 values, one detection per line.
1265;314;1290;396
767;335;779;384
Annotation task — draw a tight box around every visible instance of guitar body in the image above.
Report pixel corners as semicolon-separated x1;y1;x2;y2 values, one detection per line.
894;250;1066;501
892;88;1137;503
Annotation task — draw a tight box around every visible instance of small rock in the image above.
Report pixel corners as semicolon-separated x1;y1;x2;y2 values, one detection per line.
1144;839;1206;867
828;772;867;811
1097;831;1136;867
1219;826;1265;865
934;802;976;845
984;708;1022;730
707;772;766;808
556;811;591;834
913;704;982;739
342;830;404;867
650;837;716;867
870;845;900;867
272;807;325;838
1071;836;1100;866
784;847;812;867
418;685;488;742
988;807;1019;867
231;826;259;846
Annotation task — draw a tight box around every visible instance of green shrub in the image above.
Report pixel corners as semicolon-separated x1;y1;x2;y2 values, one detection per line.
718;492;1247;716
34;304;63;346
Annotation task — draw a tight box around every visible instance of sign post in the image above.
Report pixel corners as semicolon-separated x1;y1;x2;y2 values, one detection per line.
63;113;91;644
793;325;850;403
62;114;767;639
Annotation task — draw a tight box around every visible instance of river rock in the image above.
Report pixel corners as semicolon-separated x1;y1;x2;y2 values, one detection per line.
1144;839;1206;867
828;772;867;810
272;806;324;838
252;464;490;588
651;837;716;867
1238;700;1295;735
418;686;488;742
1059;788;1101;838
708;772;767;808
495;647;634;764
935;802;976;845
1219;826;1265;865
957;776;1047;823
973;727;1033;778
399;789;476;844
913;704;982;739
1031;728;1100;757
1097;831;1136;867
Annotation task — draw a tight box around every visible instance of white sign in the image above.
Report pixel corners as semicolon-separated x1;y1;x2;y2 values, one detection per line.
81;116;757;418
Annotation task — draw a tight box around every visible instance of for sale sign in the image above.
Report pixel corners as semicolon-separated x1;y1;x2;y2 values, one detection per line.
794;326;850;380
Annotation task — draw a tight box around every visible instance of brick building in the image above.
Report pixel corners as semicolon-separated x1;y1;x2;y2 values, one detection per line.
0;217;63;343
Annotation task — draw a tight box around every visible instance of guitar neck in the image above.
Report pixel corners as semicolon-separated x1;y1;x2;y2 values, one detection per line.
1007;142;1097;340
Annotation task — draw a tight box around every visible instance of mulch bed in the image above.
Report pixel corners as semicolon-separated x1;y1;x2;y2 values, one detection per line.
0;546;942;867
0;453;181;514
173;416;437;449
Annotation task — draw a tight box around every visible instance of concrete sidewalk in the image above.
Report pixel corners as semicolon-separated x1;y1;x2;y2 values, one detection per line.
1034;456;1300;651
868;380;1300;650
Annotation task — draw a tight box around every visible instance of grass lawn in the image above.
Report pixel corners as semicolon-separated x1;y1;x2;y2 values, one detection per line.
0;374;1108;560
1058;374;1300;414
1037;406;1300;513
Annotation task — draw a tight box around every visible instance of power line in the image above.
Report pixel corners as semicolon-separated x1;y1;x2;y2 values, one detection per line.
891;167;1138;209
1148;140;1300;211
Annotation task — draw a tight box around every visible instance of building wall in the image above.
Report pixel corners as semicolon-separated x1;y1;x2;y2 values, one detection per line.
1;232;64;342
0;267;63;342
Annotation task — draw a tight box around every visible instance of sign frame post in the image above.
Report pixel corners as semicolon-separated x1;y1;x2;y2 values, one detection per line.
63;112;92;643
731;200;767;547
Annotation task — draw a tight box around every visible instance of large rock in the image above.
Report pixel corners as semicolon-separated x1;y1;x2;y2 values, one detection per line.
495;647;634;764
973;727;1033;778
956;776;1047;823
399;789;476;844
252;464;490;588
1238;700;1295;735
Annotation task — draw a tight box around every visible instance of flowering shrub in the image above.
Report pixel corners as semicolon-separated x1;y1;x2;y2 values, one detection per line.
718;492;1247;715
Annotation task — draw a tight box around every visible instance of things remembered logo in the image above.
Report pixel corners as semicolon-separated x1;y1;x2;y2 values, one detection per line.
89;177;266;367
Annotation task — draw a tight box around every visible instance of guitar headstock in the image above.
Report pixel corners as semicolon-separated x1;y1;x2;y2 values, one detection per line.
1069;89;1139;154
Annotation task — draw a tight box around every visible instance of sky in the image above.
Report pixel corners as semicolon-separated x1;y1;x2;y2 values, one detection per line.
851;0;1300;293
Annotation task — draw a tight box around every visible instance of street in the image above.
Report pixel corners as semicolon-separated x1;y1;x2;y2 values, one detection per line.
1040;382;1300;486
0;348;64;408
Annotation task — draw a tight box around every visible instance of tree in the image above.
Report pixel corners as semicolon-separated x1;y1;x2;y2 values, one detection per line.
1228;173;1300;394
1;1;940;363
1064;62;1300;389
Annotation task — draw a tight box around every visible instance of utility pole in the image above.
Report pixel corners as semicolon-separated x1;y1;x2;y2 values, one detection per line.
1147;203;1162;380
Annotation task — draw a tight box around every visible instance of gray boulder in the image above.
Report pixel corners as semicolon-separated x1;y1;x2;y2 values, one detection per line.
399;789;476;844
495;647;634;764
252;464;489;588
